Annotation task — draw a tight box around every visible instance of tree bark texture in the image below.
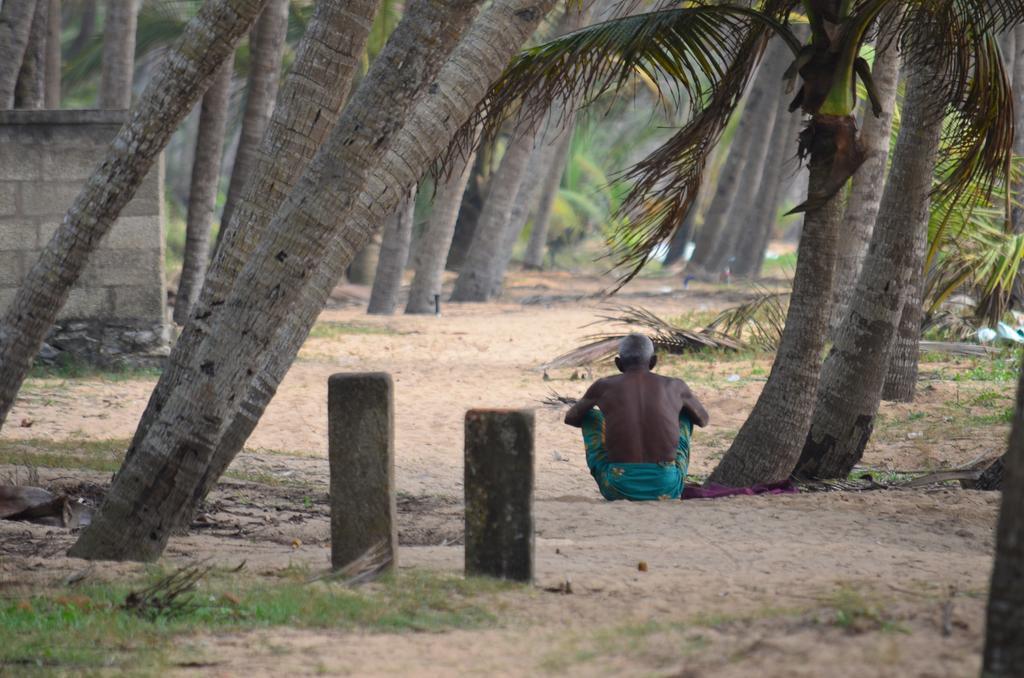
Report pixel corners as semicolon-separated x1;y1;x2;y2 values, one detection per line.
522;125;572;269
13;0;47;109
880;242;925;402
44;0;60;108
368;184;418;314
164;0;557;534
830;27;901;331
450;124;539;301
796;64;942;479
445;145;493;270
0;0;270;432
348;235;381;285
708;121;846;487
982;357;1024;676
98;0;138;109
174;60;234;324
71;0;525;561
663;199;699;267
405;146;478;313
123;0;380;466
217;0;289;247
0;0;38;109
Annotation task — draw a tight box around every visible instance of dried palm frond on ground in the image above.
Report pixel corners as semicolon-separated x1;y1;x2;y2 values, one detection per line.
704;287;789;352
307;540;392;587
123;562;213;619
540;304;746;370
540;389;577;408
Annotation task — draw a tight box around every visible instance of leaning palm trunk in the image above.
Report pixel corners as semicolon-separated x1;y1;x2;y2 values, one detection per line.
708;118;846;487
982;354;1024;676
347;236;381;285
123;0;381;462
450;121;539;301
732;95;800;277
880;243;926;402
830;26;901;331
368;184;418;315
174;61;234;324
0;0;270;431
405;144;478;313
98;0;139;109
522;125;573;269
0;0;38;109
796;62;943;479
217;0;290;248
172;0;556;533
13;0;47;109
70;0;503;561
702;39;789;274
44;0;60;108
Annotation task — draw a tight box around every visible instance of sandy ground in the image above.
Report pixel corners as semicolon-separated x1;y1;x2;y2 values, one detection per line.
0;271;1012;676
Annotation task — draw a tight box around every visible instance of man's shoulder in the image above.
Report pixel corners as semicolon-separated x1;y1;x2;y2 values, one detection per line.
655;373;691;392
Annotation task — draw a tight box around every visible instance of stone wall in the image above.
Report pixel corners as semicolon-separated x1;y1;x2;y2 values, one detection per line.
0;110;169;367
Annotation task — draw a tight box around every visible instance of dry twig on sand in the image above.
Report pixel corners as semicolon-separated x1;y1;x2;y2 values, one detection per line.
123;561;213;618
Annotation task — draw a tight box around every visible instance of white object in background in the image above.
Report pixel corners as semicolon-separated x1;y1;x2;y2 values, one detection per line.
682;242;696;261
996;322;1024;343
977;327;998;343
726;374;741;382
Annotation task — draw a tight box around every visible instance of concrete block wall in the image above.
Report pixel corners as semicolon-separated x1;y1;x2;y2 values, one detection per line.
0;110;169;366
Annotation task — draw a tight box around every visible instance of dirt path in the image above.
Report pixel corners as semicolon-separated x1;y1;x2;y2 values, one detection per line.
0;272;1010;676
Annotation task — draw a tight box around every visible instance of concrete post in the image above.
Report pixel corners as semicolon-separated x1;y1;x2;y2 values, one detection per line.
328;373;397;571
464;409;535;582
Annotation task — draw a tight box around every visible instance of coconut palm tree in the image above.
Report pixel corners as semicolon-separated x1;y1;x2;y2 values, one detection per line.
0;0;271;432
458;0;1019;486
368;184;418;314
174;60;234;324
14;0;47;108
523;126;574;269
71;0;556;561
124;0;383;463
99;0;139;109
982;354;1024;676
0;0;39;108
795;55;947;479
217;0;290;250
44;0;60;108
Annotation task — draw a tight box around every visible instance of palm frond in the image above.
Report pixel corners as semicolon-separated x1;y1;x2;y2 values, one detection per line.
705;287;790;351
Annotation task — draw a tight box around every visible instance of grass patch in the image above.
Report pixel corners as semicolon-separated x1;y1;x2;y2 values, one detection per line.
28;356;162;382
1;568;515;673
307;321;397;339
827;588;908;635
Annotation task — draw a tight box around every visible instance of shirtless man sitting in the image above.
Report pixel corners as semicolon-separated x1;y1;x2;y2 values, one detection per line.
564;334;709;501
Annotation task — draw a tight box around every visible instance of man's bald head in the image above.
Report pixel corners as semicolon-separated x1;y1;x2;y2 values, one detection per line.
617;333;656;371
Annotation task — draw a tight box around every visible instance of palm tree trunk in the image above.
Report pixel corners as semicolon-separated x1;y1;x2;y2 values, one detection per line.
0;0;38;109
796;63;943;479
347;235;381;285
67;0;96;59
702;40;789;275
0;0;270;432
880;244;925;402
829;28;901;331
405;145;478;313
368;184;418;314
123;0;380;466
662;202;698;267
1008;26;1024;307
450;124;539;301
174;60;234;324
70;0;522;561
98;0;139;109
707;115;845;488
732;104;800;277
522;125;572;269
13;0;47;109
44;0;60;108
982;355;1024;676
688;52;783;277
216;0;289;249
445;147;491;270
93;0;557;553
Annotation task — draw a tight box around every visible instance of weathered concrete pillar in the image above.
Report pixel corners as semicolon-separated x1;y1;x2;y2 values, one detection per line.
464;409;535;582
328;373;397;571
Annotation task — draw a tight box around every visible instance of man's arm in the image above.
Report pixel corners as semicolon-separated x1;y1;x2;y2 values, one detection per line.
679;383;709;427
564;381;603;428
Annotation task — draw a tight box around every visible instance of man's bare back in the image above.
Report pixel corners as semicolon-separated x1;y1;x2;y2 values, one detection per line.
565;350;708;464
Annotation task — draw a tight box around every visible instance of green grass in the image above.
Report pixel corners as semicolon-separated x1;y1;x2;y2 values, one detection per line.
27;356;162;382
307;321;397;339
827;588;908;635
1;568;515;674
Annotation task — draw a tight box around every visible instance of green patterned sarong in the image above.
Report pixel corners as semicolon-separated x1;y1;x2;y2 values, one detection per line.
581;408;692;501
